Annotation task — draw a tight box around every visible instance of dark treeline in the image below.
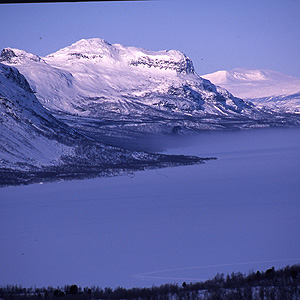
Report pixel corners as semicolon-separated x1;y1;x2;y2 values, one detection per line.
1;264;299;300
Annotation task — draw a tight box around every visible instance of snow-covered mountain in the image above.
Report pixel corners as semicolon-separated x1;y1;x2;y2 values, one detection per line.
0;62;206;185
1;39;241;116
0;39;276;136
1;39;299;150
202;68;300;113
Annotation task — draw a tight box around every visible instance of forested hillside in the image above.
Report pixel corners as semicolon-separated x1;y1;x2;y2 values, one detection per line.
1;264;299;300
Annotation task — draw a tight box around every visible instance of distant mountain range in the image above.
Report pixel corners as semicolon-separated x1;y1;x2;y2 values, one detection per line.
202;68;300;113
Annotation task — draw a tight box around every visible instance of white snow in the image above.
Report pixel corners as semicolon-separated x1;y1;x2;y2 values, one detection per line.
0;63;75;169
202;68;300;112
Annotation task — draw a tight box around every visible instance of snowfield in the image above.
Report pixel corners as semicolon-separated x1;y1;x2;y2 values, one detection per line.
202;68;300;113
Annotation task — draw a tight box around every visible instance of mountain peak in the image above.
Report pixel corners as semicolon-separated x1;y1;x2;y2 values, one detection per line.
0;63;37;108
0;48;43;64
72;38;112;48
45;38;195;74
48;38;112;55
227;69;269;81
202;68;300;107
202;68;300;85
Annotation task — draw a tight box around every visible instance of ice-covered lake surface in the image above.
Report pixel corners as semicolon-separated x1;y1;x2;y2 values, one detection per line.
1;128;300;288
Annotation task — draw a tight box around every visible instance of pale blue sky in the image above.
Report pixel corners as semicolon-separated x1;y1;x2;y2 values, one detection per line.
1;0;300;77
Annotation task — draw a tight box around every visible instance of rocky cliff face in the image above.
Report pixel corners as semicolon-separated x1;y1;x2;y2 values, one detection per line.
0;48;43;64
129;54;195;74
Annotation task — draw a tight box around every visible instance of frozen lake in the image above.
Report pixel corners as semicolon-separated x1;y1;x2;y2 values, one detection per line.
1;128;300;288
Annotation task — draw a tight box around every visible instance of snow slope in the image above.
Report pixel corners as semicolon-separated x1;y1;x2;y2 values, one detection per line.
202;68;300;113
0;62;76;170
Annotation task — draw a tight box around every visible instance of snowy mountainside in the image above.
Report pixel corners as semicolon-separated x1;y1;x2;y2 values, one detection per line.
0;62;206;185
0;48;77;113
202;68;300;113
0;62;77;170
42;39;253;118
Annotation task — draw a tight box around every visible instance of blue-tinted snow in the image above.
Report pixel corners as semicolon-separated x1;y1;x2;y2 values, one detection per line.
1;128;300;288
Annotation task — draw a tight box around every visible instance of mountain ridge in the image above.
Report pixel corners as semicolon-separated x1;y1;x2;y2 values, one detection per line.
0;39;270;131
202;68;300;113
1;39;299;151
45;38;195;74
